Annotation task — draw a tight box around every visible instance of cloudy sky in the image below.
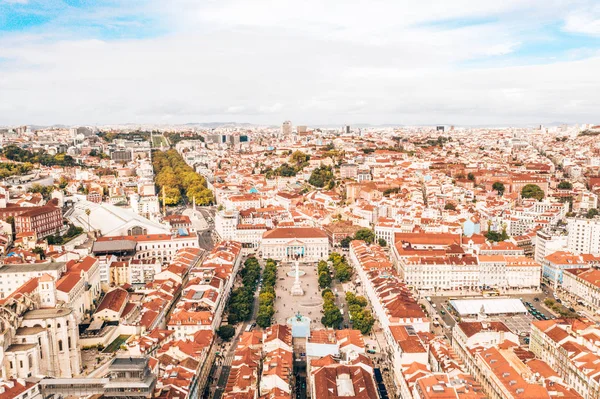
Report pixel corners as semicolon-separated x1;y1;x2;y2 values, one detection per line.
1;0;599;126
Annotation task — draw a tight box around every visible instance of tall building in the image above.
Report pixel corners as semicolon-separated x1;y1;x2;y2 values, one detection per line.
535;229;568;264
281;121;292;136
567;217;600;254
215;209;239;240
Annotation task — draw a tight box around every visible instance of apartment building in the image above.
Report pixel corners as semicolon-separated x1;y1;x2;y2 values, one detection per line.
562;267;600;312
14;205;63;238
567;217;600;255
529;319;599;398
541;251;588;286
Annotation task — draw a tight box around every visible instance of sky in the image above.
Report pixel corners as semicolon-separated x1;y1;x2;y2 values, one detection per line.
0;0;599;127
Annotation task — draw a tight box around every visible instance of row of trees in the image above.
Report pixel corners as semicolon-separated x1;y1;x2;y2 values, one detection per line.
318;260;332;289
321;289;343;328
0;162;33;179
257;259;277;328
152;149;214;206
2;145;76;167
329;252;353;283
226;257;261;324
345;292;375;334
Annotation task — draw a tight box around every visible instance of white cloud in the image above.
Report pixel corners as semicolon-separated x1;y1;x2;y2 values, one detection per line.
563;6;600;36
0;0;599;125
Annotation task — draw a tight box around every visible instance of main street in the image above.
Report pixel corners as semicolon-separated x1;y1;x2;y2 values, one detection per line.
178;205;217;251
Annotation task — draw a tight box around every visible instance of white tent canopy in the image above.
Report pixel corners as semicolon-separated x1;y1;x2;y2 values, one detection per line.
449;298;528;316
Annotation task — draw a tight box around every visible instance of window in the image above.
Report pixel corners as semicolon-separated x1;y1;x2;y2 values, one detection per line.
58;340;63;351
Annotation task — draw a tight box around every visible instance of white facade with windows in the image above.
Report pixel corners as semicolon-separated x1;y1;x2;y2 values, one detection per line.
215;209;238;240
260;228;329;262
568;218;600;255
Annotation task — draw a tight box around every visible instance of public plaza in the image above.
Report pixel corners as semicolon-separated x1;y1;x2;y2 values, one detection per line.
273;261;325;329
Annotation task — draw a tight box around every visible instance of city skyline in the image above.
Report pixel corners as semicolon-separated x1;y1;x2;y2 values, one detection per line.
1;1;600;125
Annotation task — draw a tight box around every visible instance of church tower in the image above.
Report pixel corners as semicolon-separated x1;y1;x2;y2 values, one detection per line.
39;274;57;308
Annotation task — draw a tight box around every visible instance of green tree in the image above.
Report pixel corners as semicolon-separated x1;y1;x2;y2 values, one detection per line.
340;236;352;248
346;292;368;307
557;181;572;190
587;208;599;219
309;165;334;188
321;301;342;328
444;203;456;211
162;187;182;205
521;184;544;201
318;271;332;289
492;182;505;196
354;228;375;244
334;262;352;282
290;151;310;166
256;304;274;328
467;172;475;181
485;227;509;242
32;246;46;260
217;325;236;341
352;309;375;334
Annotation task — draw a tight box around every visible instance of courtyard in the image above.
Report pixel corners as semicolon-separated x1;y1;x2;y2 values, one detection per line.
273;261;325;329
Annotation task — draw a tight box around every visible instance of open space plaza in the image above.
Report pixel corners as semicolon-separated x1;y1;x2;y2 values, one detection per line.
273;260;325;329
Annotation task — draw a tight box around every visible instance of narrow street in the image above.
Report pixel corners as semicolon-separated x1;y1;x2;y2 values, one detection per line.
211;261;262;399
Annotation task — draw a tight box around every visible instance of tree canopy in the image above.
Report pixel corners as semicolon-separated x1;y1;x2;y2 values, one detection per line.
318;260;332;289
217;325;236;341
0;161;33;179
444;203;456;211
557;181;573;190
492;182;505;195
345;292;374;334
227;257;261;323
354;228;375;244
309;165;335;188
321;291;342;328
256;259;277;328
153;149;214;206
329;252;353;282
1;145;76;167
587;208;599;219
521;184;544;201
